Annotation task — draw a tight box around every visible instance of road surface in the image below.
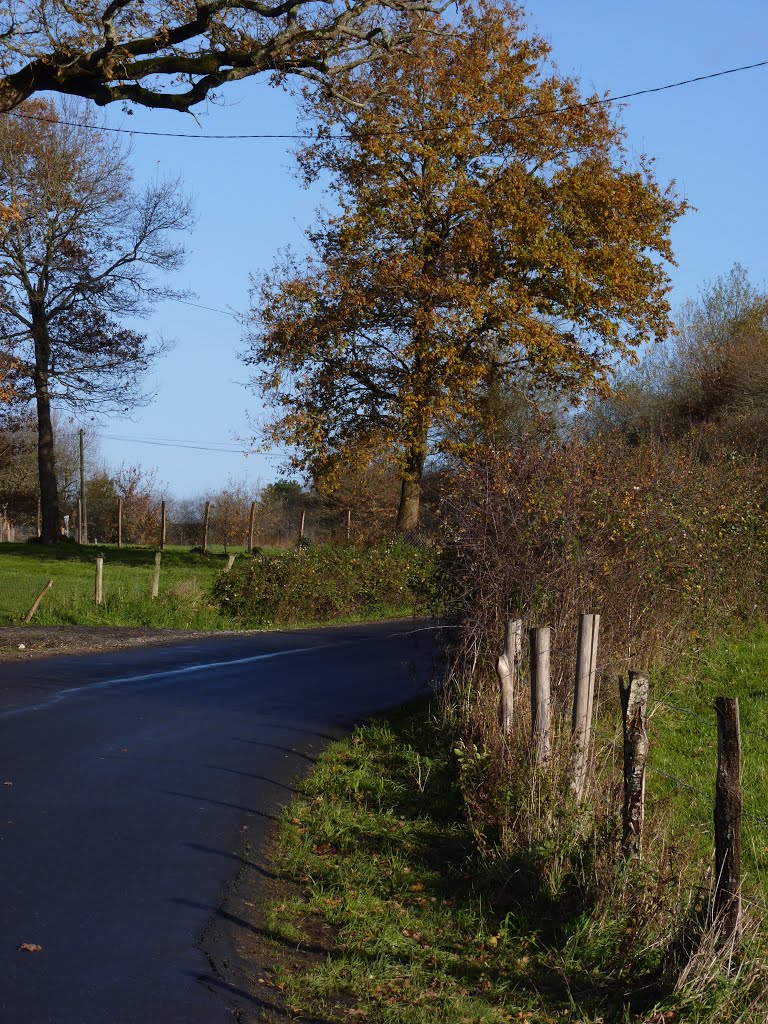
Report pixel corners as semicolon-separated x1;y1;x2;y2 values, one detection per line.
0;621;437;1024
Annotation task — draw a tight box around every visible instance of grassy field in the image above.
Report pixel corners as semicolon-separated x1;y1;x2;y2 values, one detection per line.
262;627;768;1024
648;626;768;893
0;541;244;628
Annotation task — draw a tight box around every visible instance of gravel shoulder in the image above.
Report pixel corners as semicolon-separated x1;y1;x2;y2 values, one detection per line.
0;625;250;661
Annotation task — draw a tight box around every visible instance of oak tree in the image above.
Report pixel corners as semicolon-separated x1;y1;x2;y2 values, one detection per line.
0;0;431;112
244;1;687;530
0;100;192;543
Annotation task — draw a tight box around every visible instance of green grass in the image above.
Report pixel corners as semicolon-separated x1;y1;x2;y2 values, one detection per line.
265;629;768;1023
648;624;768;897
0;541;243;628
265;705;675;1024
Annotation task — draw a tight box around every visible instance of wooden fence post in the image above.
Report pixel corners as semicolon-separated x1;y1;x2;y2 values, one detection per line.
224;554;236;573
347;509;352;542
37;498;41;538
496;618;522;735
79;427;87;544
117;497;123;549
159;501;166;550
95;557;104;606
571;612;600;801
24;580;53;623
151;551;161;599
247;501;257;552
202;501;210;553
619;671;650;859
299;509;306;542
714;697;742;939
529;626;552;764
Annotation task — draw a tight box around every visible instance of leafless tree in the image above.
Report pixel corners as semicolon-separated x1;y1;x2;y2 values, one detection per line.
0;0;432;112
0;99;193;542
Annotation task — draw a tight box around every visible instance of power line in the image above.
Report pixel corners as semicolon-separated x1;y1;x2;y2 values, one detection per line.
102;434;245;453
101;433;288;457
4;57;768;142
171;297;243;320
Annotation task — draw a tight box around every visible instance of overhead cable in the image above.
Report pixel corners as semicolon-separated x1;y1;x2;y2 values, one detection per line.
3;58;767;141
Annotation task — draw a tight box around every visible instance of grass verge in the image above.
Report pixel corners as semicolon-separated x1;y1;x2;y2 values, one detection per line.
0;542;240;628
648;624;768;897
263;631;768;1023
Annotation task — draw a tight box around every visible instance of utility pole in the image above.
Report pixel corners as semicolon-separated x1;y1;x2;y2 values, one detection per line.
79;428;87;544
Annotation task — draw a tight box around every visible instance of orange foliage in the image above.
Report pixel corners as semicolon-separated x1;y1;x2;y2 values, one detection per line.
245;1;687;527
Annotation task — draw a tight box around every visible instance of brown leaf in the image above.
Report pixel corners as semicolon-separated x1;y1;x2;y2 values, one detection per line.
19;942;42;952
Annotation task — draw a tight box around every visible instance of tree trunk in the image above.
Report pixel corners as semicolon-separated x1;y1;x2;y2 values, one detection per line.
32;314;61;544
395;432;427;533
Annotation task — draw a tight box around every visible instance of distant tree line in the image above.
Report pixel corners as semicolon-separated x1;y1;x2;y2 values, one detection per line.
0;414;445;545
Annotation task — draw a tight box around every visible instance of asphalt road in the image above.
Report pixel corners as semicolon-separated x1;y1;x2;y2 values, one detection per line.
0;621;438;1024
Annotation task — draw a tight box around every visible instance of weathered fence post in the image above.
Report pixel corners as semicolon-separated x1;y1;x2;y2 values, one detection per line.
529;626;552;764
117;497;123;549
299;509;306;542
247;501;257;552
619;671;650;859
224;554;236;573
95;556;104;606
346;509;352;542
37;498;41;538
496;618;522;735
202;500;210;553
159;500;167;550
571;612;600;801
79;427;87;544
151;551;161;599
24;580;53;623
714;697;742;940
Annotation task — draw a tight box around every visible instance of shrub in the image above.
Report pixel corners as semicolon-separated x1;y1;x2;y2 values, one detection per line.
212;541;439;626
443;436;768;697
436;433;768;841
431;435;768;1019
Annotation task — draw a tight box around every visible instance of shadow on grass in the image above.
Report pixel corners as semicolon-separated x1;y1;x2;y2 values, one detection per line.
282;697;682;1023
0;540;234;569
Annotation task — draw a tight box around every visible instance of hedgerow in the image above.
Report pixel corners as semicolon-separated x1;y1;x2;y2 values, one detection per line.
213;541;439;626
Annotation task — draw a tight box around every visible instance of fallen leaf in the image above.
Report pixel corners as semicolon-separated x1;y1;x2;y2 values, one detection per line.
3;781;12;786
19;943;42;953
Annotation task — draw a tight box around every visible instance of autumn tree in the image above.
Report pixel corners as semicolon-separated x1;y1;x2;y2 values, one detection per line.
112;463;165;545
0;409;38;533
660;265;768;445
244;1;686;530
0;100;193;543
210;478;257;552
587;265;768;450
0;0;432;113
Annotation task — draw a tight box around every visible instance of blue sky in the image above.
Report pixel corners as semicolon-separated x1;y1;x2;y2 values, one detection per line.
75;0;768;497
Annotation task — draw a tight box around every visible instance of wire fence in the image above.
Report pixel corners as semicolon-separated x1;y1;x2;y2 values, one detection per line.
0;495;420;548
494;613;768;935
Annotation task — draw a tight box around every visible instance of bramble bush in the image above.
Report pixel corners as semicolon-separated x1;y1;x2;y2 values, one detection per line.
213;541;439;627
438;431;768;848
442;433;768;734
433;434;768;1020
